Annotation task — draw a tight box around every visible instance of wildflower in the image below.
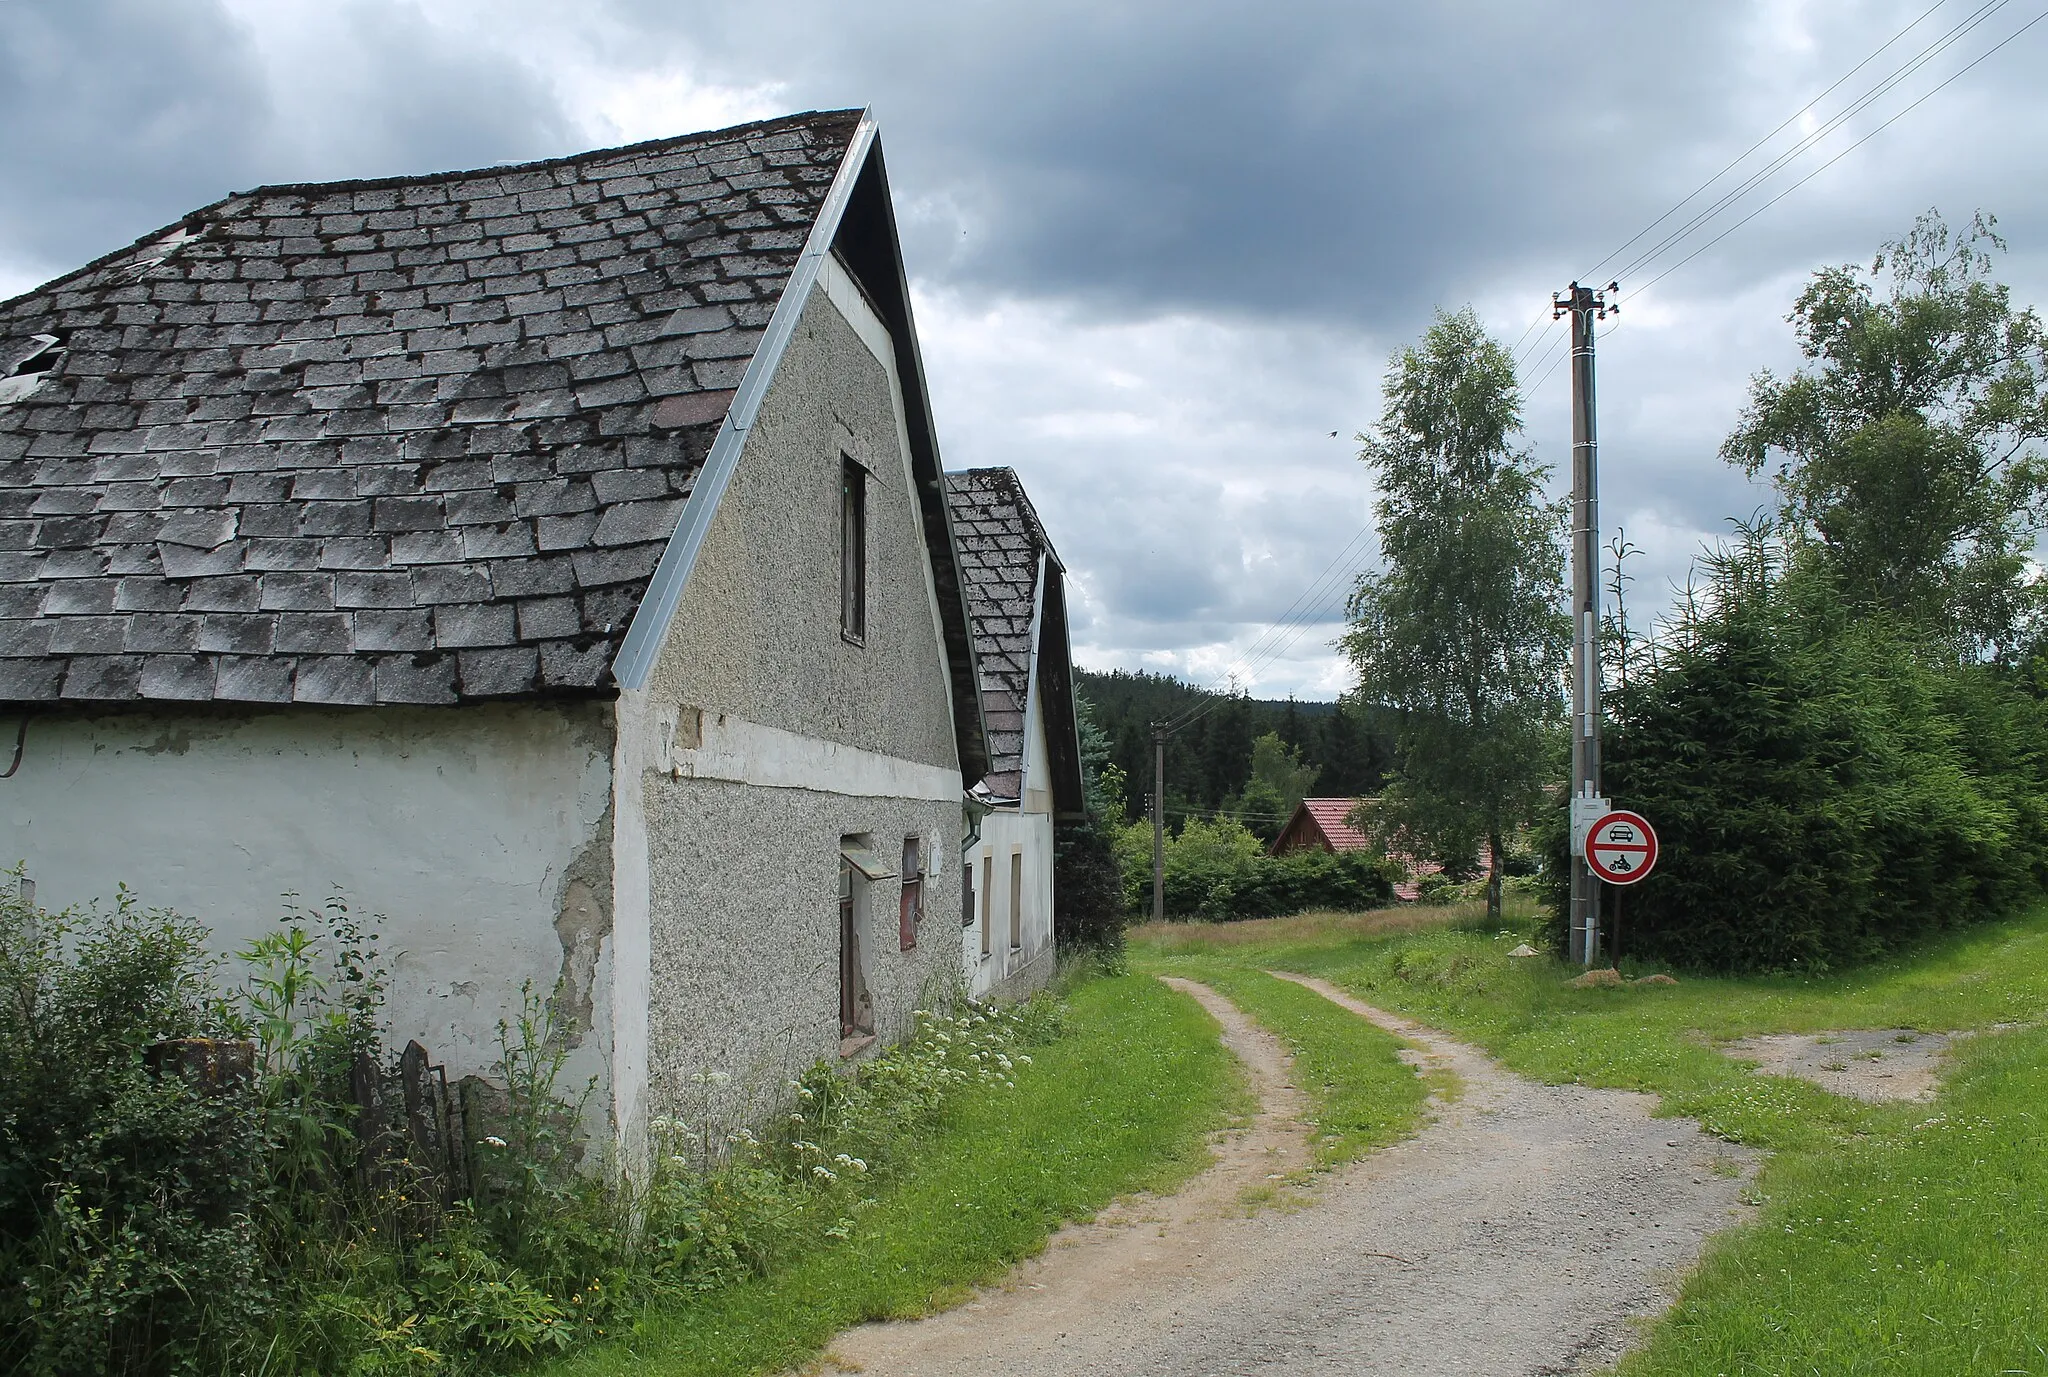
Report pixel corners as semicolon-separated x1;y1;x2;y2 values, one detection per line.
1015;1054;1032;1066
813;1165;838;1181
482;1135;508;1149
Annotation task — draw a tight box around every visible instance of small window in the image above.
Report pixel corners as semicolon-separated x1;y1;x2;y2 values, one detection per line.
840;457;866;644
1009;850;1024;952
979;854;992;958
838;854;874;1041
898;836;923;952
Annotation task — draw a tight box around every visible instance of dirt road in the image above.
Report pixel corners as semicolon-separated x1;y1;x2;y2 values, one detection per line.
817;973;1756;1377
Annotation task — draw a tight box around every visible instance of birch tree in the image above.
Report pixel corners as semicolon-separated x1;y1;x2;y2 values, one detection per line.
1342;308;1569;922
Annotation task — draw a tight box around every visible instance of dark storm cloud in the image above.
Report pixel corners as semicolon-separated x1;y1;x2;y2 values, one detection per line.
595;0;1756;323
0;1;268;269
0;0;576;286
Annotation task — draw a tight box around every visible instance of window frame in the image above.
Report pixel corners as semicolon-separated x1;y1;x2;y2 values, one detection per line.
898;835;922;952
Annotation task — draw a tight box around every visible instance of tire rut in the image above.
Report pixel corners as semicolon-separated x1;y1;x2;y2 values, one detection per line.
813;974;1757;1377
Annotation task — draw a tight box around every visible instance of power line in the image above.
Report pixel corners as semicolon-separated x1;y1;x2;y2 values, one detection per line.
1605;0;2016;288
1158;520;1380;733
1625;5;2048;302
1581;0;1954;285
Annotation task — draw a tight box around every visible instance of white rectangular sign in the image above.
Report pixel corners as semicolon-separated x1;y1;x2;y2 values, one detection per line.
1570;795;1611;853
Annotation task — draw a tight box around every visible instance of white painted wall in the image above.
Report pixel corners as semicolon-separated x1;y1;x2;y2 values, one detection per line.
3;703;616;1096
963;680;1056;997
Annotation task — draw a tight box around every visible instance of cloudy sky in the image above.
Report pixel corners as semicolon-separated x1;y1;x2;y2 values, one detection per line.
6;0;2046;698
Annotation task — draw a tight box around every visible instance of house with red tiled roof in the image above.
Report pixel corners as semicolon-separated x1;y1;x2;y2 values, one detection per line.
1269;797;1474;901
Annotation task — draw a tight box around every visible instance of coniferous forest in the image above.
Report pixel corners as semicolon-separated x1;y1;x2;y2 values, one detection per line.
1077;668;1395;827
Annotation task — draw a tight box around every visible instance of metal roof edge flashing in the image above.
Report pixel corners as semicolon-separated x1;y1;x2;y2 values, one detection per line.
611;111;880;691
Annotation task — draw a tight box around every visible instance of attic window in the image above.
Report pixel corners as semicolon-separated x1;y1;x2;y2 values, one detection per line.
0;334;63;406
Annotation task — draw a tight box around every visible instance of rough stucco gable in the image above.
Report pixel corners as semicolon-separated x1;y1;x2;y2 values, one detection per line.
609;260;969;1132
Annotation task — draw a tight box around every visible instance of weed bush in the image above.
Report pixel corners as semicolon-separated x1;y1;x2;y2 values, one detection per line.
0;884;1068;1376
1114;816;1399;919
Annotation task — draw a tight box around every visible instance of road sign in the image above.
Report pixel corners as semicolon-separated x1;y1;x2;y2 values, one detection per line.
1584;809;1657;886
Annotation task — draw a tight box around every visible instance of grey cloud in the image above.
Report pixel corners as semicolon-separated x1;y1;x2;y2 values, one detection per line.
0;0;576;290
0;0;268;272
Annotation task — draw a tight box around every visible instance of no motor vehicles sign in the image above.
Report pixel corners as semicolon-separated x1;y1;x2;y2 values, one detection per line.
1585;810;1658;885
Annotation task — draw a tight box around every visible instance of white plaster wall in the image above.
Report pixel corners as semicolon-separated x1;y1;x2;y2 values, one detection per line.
4;703;616;1095
962;808;1054;999
963;683;1056;998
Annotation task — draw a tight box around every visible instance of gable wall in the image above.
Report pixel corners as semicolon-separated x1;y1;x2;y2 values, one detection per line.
611;268;966;1139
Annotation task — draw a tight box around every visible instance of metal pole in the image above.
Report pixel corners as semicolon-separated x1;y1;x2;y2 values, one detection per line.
1559;281;1614;967
1151;726;1167;924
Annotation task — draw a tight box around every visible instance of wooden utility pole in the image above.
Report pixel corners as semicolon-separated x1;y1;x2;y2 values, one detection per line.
1554;281;1616;967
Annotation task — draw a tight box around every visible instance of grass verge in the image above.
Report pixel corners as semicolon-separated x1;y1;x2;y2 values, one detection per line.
1142;959;1434;1168
1132;903;2048;1375
538;970;1247;1377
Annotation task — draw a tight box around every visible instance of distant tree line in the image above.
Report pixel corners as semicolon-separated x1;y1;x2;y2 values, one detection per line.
1075;669;1396;834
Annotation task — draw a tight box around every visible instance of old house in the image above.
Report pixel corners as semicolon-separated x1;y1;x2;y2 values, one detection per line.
945;468;1083;996
1270;798;1487;900
0;109;991;1151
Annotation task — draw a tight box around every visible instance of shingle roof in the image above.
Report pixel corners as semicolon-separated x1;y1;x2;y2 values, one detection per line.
0;109;862;706
945;468;1057;801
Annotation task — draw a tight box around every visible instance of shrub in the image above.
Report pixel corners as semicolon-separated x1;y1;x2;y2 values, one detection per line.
0;883;1072;1376
1053;817;1127;955
1540;534;2048;972
0;887;266;1377
1116;816;1398;920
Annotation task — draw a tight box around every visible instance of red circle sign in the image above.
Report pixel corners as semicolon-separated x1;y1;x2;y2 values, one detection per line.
1585;809;1657;885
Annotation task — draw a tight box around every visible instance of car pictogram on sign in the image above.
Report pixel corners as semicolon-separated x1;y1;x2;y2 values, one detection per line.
1584;809;1657;885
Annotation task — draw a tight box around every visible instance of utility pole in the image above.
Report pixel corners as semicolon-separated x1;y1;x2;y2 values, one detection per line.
1151;724;1167;925
1554;281;1616;968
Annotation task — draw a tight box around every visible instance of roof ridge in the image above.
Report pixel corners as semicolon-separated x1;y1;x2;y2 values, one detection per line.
0;109;865;317
234;108;863;200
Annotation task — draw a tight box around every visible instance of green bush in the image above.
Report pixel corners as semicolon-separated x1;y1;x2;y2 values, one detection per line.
0;888;266;1377
1540;538;2048;972
0;885;1071;1376
1116;816;1398;920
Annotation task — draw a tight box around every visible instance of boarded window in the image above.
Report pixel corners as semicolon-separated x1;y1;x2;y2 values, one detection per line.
838;850;877;1040
899;836;922;951
841;457;866;643
1009;850;1024;952
979;854;992;958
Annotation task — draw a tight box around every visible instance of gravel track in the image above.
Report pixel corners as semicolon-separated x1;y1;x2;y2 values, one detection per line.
815;973;1756;1377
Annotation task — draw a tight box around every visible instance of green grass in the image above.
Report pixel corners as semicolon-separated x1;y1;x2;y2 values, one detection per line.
1142;959;1434;1168
538;971;1248;1377
1132;903;2048;1375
